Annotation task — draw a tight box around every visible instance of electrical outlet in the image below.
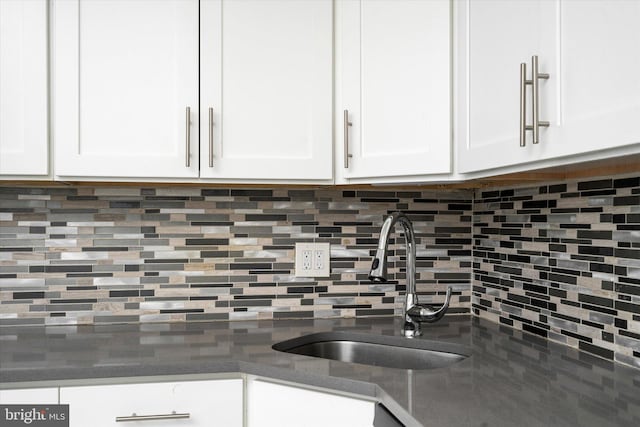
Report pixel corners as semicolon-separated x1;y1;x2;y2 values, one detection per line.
302;250;312;271
295;243;330;277
295;243;314;276
314;249;324;270
313;243;330;276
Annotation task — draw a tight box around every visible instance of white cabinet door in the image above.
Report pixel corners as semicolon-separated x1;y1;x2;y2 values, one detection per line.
200;0;332;181
337;0;450;180
457;0;640;175
247;379;375;427
0;388;58;404
0;0;48;176
60;379;243;427
457;0;560;173
550;0;640;157
53;0;199;179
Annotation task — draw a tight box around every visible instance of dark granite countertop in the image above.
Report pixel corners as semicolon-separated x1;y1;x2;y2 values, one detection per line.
1;315;640;426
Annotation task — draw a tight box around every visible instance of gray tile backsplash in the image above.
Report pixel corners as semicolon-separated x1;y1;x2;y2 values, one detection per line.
0;186;472;326
473;175;640;368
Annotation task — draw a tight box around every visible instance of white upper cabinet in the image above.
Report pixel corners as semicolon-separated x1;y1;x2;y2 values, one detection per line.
457;0;640;174
53;0;331;182
200;0;332;181
18;0;638;182
53;0;199;178
337;0;451;181
456;0;559;173
553;0;640;157
0;0;48;176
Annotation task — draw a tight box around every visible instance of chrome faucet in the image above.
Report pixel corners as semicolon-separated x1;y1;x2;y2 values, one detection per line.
369;212;452;338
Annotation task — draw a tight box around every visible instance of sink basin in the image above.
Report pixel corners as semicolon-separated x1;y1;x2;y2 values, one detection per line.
272;332;470;370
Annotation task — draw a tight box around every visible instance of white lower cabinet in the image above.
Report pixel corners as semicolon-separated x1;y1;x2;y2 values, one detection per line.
0;388;58;403
246;379;375;427
5;377;379;427
59;379;243;427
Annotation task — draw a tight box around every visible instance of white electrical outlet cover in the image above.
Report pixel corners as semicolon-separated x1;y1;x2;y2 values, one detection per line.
295;242;330;277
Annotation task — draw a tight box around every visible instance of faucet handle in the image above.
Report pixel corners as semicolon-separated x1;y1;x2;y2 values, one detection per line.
406;287;452;323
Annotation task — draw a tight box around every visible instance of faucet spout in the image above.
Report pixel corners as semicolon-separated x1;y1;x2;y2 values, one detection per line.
368;213;416;288
406;287;452;323
368;212;451;337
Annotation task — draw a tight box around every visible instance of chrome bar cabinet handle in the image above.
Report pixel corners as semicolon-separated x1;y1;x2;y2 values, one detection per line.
519;55;550;147
185;106;191;167
531;55;549;144
343;109;353;169
519;62;528;147
116;411;190;422
208;107;214;167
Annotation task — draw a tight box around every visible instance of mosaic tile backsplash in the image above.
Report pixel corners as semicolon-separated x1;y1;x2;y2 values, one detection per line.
0;186;472;326
2;175;640;368
473;175;640;368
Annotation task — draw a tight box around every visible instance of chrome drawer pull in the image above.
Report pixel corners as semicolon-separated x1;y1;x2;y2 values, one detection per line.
116;411;190;422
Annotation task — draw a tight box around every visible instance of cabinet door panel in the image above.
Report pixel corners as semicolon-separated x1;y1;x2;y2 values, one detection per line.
200;0;332;180
53;0;198;178
247;380;374;427
457;0;559;173
340;0;450;179
552;0;640;155
0;0;48;176
0;388;58;404
60;380;242;427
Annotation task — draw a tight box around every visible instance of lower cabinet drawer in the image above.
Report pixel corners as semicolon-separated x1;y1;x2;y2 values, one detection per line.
59;379;242;427
0;388;59;404
247;379;375;427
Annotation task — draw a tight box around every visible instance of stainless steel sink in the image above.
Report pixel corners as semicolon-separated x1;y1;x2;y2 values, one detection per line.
272;332;470;370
